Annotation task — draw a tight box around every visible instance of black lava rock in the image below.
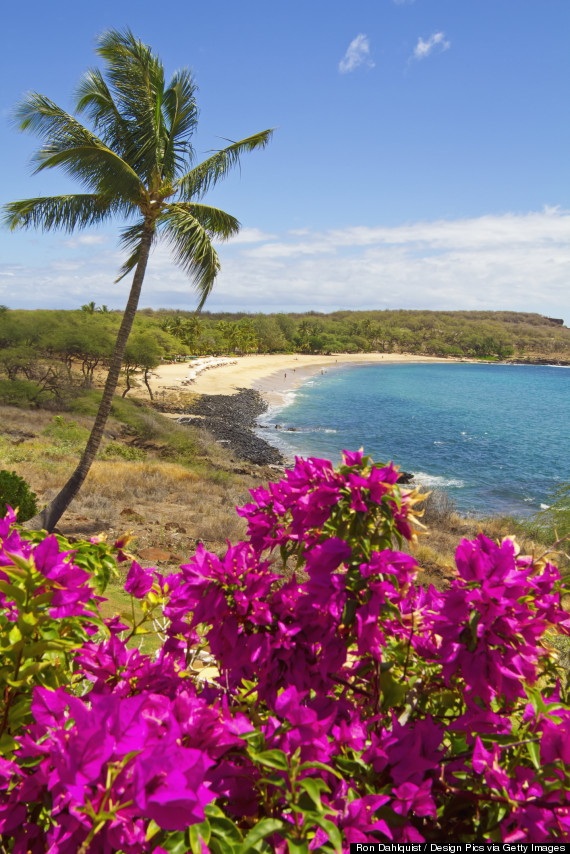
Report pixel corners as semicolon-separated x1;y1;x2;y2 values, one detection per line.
178;389;284;466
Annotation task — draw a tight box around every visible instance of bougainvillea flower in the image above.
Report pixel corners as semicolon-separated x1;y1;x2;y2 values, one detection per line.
124;560;154;598
392;780;436;818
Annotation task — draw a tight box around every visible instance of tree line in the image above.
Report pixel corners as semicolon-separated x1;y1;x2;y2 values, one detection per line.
152;307;570;360
0;309;183;407
0;307;567;411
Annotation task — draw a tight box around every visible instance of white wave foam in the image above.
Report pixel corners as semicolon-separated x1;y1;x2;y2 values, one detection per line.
414;472;465;488
264;391;299;419
275;426;338;435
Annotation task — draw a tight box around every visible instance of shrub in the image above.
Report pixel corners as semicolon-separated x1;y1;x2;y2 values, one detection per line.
0;452;569;850
528;482;570;543
0;469;38;521
419;487;458;528
42;415;90;451
100;441;147;461
0;379;47;408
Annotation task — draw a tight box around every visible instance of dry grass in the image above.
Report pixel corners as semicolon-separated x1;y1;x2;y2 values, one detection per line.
85;460;200;498
0;404;258;565
67;459;251;549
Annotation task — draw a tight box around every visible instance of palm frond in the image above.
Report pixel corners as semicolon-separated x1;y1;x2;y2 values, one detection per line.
176;129;274;200
158;205;221;309
170;202;240;240
75;68;131;154
35;144;145;202
2;194;115;232
160;68;198;180
115;219;155;282
15;92;144;201
95;28;167;186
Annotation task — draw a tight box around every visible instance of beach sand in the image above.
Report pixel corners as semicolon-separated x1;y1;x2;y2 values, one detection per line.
149;353;455;404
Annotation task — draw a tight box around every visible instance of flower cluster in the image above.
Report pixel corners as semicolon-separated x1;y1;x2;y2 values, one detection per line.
0;451;569;851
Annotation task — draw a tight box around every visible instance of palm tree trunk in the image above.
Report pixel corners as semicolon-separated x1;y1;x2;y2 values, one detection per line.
33;223;154;532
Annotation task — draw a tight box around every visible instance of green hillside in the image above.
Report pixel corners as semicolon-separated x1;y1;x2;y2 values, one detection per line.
0;307;568;409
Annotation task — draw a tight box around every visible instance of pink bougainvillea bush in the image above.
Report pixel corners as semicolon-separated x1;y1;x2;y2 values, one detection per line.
0;450;569;852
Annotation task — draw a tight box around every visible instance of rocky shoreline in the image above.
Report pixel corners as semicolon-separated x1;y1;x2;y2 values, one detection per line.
174;389;415;485
177;388;284;466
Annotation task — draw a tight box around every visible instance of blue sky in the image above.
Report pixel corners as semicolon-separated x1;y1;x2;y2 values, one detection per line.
2;0;569;321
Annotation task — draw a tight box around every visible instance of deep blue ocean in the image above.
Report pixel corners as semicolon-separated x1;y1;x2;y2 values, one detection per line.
259;362;570;519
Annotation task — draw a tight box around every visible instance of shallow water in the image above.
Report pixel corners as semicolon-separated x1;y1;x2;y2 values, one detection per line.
259;362;570;518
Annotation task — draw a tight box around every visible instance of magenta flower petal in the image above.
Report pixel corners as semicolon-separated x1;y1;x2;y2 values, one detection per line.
125;560;154;598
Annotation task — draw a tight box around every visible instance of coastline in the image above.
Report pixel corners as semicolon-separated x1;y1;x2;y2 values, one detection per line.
145;355;566;515
149;352;460;405
149;353;463;468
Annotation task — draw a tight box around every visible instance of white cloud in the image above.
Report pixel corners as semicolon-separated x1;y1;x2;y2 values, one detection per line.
2;210;569;323
339;34;375;74
227;227;276;244
63;234;108;249
412;31;451;61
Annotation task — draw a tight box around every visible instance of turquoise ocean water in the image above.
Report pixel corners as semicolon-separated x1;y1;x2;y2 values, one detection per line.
259;362;569;519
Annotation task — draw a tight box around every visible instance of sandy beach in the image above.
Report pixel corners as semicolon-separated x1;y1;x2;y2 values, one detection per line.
149;352;455;404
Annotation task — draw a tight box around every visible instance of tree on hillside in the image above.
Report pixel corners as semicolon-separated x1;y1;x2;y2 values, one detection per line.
3;28;272;531
161;314;203;353
122;331;164;399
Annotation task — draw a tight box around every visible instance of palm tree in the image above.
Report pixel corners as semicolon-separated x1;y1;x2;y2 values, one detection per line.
3;29;273;531
180;315;203;353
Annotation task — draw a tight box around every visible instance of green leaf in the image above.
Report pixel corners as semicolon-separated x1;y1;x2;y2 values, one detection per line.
250;749;289;771
208;813;243;848
209;841;238;854
286;840;309;854
238;818;284;853
0;581;26;606
28;592;53;608
0;566;28;582
527;740;540;770
15;659;53;682
0;731;18;756
259;772;286;788
380;671;407;709
298;778;329;812
8;625;22;645
3;553;33;572
23;638;79;657
145;819;161;841
17;610;38;632
311;817;342;854
188;818;211;851
523;683;548;717
298;761;342;779
155;831;190;854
